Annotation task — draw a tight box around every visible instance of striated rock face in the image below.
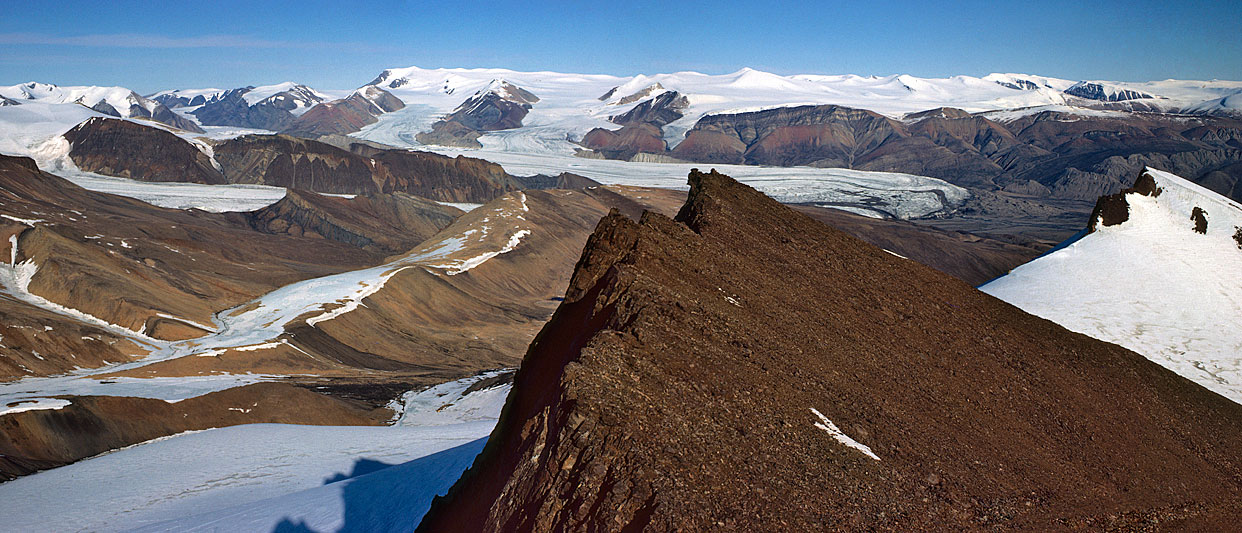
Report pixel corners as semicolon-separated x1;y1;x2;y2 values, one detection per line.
282;86;405;137
246;189;462;254
367;147;523;202
214;134;522;202
673;104;906;167
419;169;1242;531
580;123;668;160
64;117;225;184
611;90;687;128
213;134;380;193
612;103;1242;203
417;80;538;148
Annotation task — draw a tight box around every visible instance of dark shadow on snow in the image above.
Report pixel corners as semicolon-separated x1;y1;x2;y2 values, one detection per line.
322;458;397;485
271;436;488;533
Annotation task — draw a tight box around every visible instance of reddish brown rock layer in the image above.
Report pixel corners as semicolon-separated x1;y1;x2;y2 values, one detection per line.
64;118;225;184
419;169;1242;531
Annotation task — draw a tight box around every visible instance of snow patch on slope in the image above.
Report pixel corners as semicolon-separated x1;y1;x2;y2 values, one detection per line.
982;168;1242;403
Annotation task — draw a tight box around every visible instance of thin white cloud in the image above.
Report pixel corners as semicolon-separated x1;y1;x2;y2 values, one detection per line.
0;32;393;53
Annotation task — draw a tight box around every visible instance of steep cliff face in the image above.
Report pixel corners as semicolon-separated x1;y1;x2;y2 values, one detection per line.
672;104;907;167
213;134;380;193
419;170;1242;531
64;118;225;184
64;119;528;204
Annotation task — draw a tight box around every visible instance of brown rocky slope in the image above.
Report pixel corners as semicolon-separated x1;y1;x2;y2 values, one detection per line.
65;118;529;204
64;117;225;184
419;169;1242;531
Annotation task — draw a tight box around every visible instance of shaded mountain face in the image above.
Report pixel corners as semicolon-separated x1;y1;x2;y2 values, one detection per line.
419;169;1242;531
190;84;326;130
416;81;538;148
281;86;405;137
63;118;225;184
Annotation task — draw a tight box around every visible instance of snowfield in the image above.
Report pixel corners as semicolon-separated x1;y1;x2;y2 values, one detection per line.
0;372;511;533
983;168;1242;404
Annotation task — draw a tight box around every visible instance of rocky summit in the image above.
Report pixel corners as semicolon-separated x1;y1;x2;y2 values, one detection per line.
418;169;1242;532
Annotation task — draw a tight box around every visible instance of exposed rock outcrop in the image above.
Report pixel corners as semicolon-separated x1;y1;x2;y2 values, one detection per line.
1064;81;1156;102
64;117;225;184
419;169;1242;531
213;134;379;193
674;104;906;167
63;118;562;204
512;172;600;191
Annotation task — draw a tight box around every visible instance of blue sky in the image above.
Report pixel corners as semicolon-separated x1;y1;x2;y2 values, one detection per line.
1;0;1239;93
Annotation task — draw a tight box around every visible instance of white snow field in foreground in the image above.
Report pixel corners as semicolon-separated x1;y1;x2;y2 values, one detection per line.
982;168;1242;404
0;372;511;532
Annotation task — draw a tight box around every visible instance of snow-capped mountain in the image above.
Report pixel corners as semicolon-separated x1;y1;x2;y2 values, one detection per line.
164;82;331;131
982;168;1242;403
147;87;227;108
280;85;406;137
415;79;540;148
0;82;202;132
237;81;329;114
352;66;1242;158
